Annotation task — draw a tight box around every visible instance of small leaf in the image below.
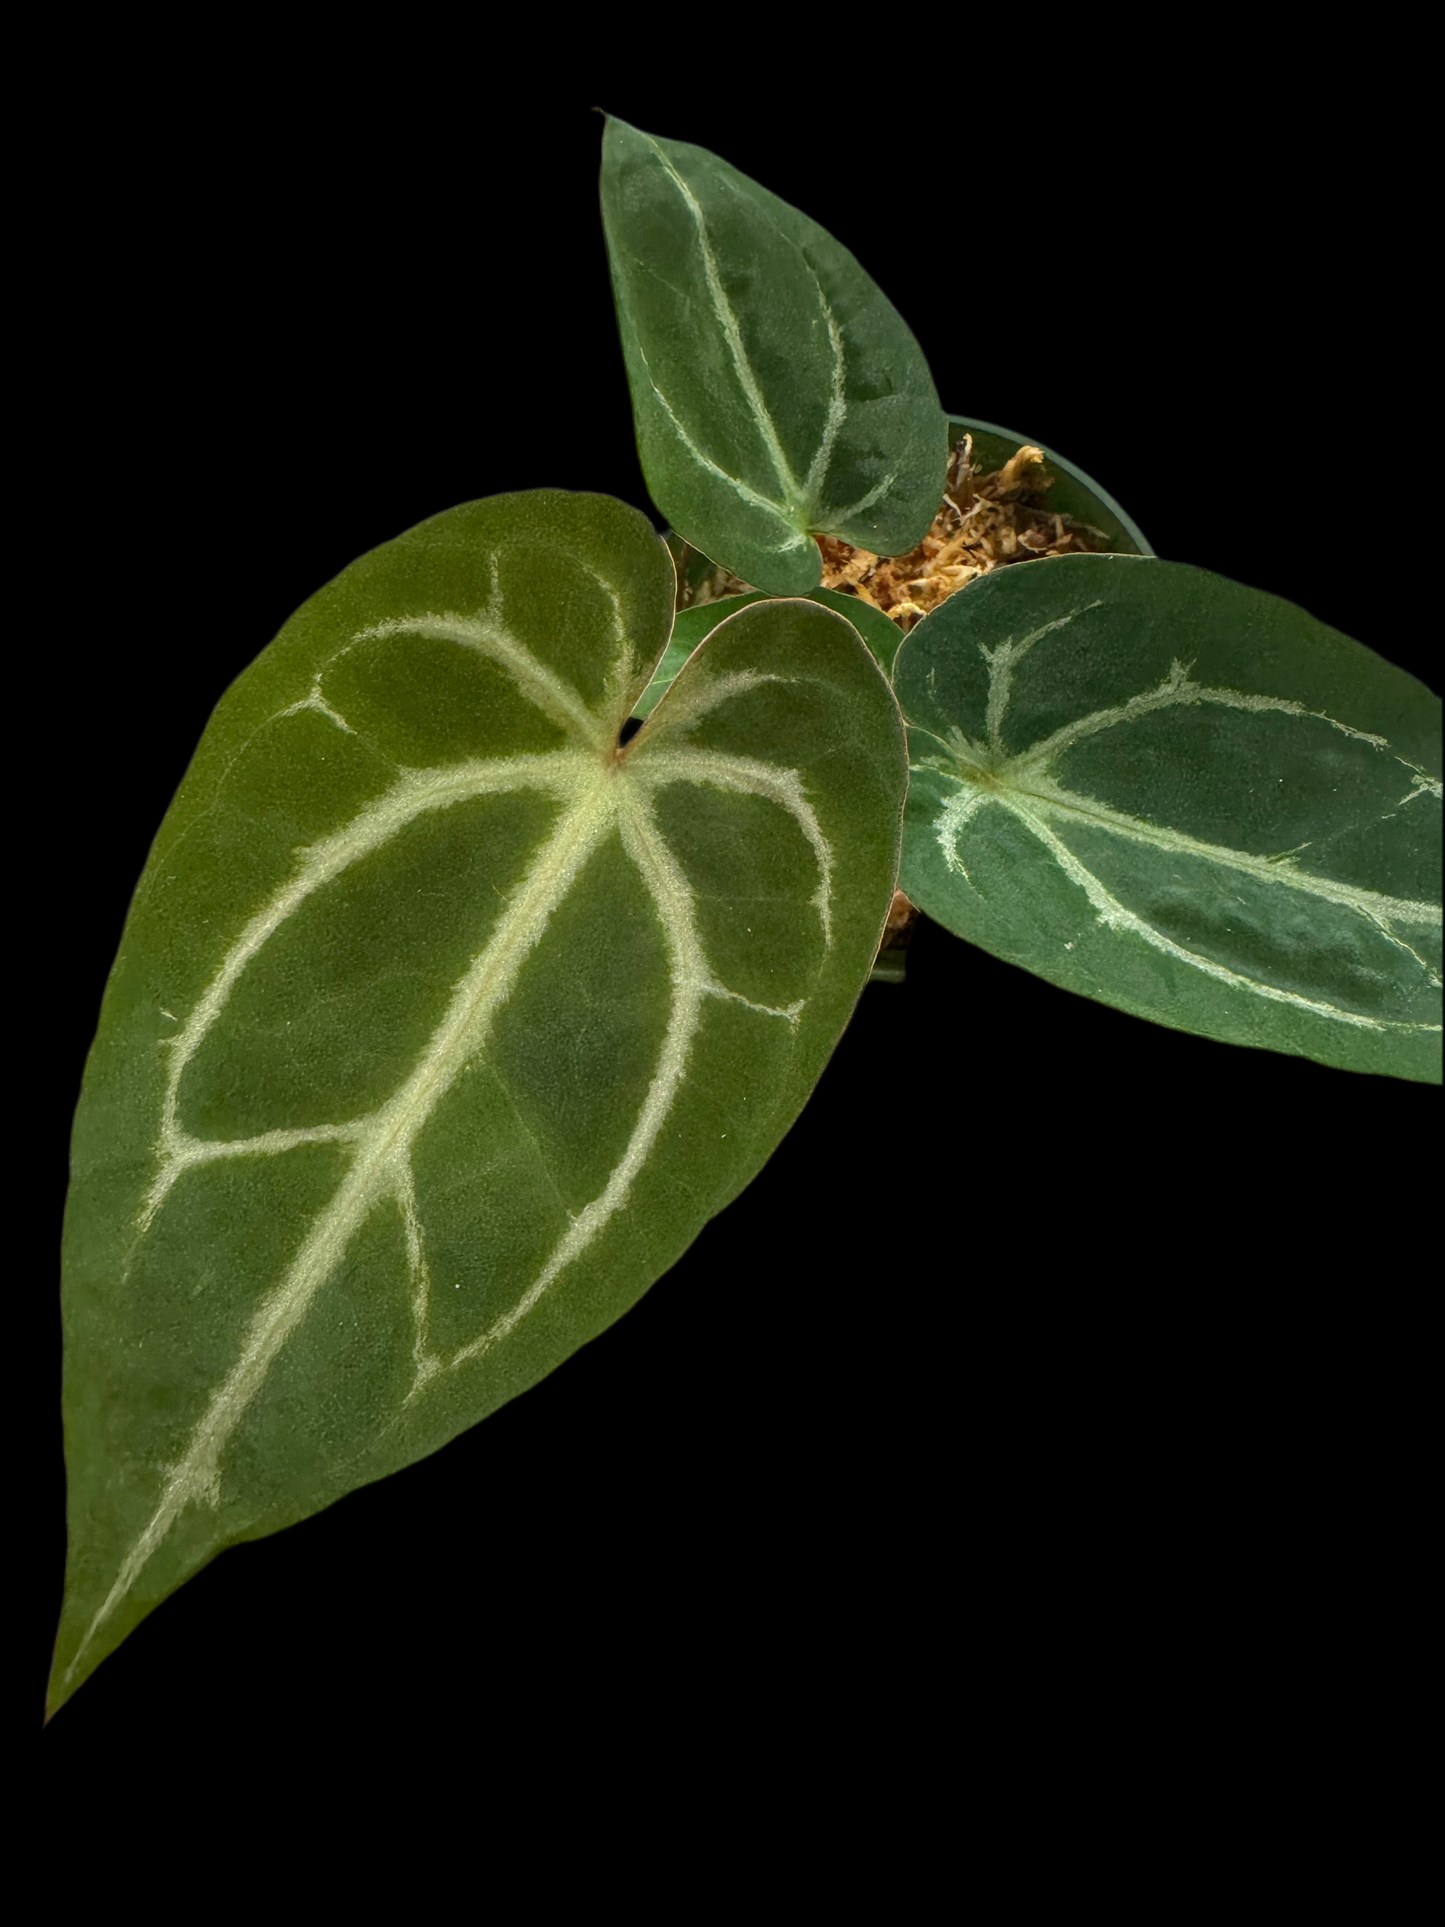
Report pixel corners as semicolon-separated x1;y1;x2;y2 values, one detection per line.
632;587;903;719
600;117;946;595
52;491;907;1710
892;554;1442;1081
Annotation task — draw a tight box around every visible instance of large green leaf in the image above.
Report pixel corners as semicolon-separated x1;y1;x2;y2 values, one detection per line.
600;117;946;596
632;587;904;719
893;554;1442;1080
52;491;906;1711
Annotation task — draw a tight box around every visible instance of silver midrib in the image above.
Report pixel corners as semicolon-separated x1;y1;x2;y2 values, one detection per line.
72;602;836;1677
914;610;1442;1032
641;134;810;513
634;134;901;542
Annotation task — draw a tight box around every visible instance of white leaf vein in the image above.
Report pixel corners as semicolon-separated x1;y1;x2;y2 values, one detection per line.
641;134;804;510
919;609;1443;1028
73;671;838;1677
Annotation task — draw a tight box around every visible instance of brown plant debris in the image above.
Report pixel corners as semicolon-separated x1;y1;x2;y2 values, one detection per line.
675;437;1113;626
878;887;919;954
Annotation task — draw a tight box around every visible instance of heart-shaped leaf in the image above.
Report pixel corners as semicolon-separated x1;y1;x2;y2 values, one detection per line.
600;117;946;596
893;554;1442;1081
632;587;904;720
52;491;906;1711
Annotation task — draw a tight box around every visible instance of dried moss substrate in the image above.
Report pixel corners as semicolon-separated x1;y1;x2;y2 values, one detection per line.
672;436;1113;627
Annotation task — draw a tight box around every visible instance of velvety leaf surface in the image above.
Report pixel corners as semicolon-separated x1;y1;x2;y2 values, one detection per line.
632;587;903;719
600;117;946;595
893;554;1442;1080
53;492;906;1710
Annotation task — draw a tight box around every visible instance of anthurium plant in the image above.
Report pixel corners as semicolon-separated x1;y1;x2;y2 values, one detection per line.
49;116;1441;1714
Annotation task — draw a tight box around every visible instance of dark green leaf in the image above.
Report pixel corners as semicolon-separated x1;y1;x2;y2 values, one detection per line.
600;117;946;594
52;491;907;1710
893;554;1442;1080
632;587;904;719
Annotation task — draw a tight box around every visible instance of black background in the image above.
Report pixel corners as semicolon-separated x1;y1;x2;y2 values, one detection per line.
30;74;1434;1785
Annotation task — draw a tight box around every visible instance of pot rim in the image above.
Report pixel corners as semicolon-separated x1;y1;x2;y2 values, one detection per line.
947;412;1153;558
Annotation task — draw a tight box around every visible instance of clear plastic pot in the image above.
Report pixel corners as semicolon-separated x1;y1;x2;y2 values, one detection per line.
946;414;1152;557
